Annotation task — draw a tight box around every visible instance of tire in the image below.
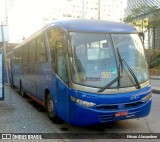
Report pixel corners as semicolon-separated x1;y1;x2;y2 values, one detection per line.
46;93;63;124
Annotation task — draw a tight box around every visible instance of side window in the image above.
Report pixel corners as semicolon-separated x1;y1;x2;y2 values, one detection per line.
16;50;19;64
15;50;19;64
47;29;56;64
57;52;68;83
29;40;36;63
13;51;17;64
19;48;23;63
23;45;28;64
36;35;47;63
47;29;56;49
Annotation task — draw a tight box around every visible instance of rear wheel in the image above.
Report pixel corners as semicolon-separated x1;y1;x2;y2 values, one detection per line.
46;93;63;124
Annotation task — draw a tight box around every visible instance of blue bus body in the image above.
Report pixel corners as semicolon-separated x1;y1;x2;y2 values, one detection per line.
11;20;151;126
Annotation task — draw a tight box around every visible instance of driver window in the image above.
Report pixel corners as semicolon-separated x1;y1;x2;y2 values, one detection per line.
56;39;68;82
57;54;68;83
47;28;68;83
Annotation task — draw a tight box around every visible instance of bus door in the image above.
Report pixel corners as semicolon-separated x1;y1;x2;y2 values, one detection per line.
56;42;70;122
47;28;70;122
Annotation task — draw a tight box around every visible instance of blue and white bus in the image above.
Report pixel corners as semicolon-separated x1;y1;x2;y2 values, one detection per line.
12;20;152;126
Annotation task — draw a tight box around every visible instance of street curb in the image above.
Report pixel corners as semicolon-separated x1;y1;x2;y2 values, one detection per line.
152;89;160;94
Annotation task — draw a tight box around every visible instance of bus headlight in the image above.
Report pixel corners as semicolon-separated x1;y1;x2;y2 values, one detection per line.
70;96;96;107
141;93;152;102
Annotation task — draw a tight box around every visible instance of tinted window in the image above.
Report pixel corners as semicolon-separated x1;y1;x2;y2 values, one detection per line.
13;50;17;64
36;35;47;63
47;28;64;50
47;28;68;82
19;48;23;63
23;45;28;64
29;40;36;63
47;29;56;49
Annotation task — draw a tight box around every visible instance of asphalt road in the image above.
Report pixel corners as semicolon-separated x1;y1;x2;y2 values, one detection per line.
150;79;160;91
0;85;160;142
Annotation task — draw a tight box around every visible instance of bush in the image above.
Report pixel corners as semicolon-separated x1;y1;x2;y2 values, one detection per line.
145;49;160;68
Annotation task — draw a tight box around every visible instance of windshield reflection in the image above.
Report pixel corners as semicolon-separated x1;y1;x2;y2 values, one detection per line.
69;32;149;88
112;34;149;87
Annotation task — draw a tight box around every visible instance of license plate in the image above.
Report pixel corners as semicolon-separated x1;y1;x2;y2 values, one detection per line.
115;111;128;117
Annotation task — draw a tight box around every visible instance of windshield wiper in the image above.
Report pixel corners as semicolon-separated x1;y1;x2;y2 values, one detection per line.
98;51;122;93
116;48;141;89
97;75;122;93
97;48;141;93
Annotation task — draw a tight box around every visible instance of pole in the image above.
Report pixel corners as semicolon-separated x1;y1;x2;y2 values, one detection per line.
98;0;100;20
82;0;85;19
1;22;9;84
142;19;144;46
1;22;12;108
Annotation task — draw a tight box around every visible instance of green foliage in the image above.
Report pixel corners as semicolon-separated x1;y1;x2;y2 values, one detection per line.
153;64;160;70
145;49;160;68
147;19;160;28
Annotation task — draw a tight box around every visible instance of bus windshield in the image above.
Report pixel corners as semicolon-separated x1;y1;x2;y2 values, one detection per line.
69;32;149;88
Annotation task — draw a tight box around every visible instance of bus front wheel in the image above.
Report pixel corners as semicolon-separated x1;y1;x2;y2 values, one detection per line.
46;93;63;124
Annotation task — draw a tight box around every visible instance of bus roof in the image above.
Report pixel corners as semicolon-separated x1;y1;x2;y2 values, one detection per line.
52;19;137;33
14;19;137;49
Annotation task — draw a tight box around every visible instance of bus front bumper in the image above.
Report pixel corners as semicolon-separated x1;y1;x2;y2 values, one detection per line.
70;99;151;126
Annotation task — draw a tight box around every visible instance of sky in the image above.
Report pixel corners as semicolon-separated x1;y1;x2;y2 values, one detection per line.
0;0;5;23
1;0;71;42
7;0;47;42
0;0;128;43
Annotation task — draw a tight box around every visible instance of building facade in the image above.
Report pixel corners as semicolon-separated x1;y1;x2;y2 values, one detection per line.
42;0;126;22
4;0;127;42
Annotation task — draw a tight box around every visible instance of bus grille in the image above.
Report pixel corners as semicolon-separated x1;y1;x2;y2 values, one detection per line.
98;110;141;122
96;105;119;110
125;102;143;108
96;101;144;110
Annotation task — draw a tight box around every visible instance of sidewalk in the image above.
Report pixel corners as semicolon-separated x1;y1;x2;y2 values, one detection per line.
0;85;63;137
150;75;160;94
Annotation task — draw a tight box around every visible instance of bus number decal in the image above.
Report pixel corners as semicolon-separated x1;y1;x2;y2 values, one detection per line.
101;72;111;78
